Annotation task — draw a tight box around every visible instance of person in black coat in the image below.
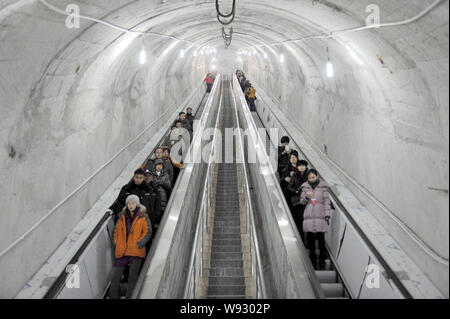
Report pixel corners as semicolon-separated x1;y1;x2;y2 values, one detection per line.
144;169;162;231
280;151;299;197
278;136;291;177
287;160;309;241
185;107;194;128
109;169;155;223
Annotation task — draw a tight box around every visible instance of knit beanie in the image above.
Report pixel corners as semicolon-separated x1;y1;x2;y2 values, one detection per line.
126;195;140;206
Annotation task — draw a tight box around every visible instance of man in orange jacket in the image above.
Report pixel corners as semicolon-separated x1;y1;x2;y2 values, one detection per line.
110;195;152;299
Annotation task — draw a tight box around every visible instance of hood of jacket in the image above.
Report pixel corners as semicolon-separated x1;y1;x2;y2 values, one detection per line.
120;204;147;217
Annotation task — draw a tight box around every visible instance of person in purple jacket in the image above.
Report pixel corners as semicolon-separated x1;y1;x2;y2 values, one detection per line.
300;169;331;270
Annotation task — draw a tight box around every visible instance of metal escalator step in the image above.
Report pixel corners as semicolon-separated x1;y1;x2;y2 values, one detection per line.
205;295;248;299
209;277;246;286
210;260;243;268
321;283;345;298
214;220;241;227
213;233;241;239
213;245;242;252
212;239;242;246
207;285;246;296
315;271;337;284
211;252;243;260
214;216;241;221
209;267;244;277
214;209;240;214
213;226;241;234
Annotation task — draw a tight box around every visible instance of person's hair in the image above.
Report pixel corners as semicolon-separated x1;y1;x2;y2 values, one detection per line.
291;150;299;158
155;147;163;152
298;160;309;167
281;136;290;144
306;169;319;178
175;120;182;124
179;112;186;116
187;107;192;111
134;168;145;176
290;153;299;161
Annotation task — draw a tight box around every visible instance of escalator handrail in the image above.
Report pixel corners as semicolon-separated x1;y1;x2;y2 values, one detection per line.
230;77;268;298
132;76;222;299
232;75;325;299
182;78;224;298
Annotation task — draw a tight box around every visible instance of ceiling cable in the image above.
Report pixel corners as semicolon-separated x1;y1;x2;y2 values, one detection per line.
216;0;236;26
267;0;446;47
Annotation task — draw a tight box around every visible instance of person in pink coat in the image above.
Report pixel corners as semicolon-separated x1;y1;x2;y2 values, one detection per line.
300;169;331;269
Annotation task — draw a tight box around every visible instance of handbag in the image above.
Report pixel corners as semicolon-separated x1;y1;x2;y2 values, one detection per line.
291;194;302;207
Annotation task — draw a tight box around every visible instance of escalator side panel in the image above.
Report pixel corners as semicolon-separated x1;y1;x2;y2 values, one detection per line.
135;78;223;299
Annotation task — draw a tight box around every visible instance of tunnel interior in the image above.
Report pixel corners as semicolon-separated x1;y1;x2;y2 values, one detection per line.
0;0;448;298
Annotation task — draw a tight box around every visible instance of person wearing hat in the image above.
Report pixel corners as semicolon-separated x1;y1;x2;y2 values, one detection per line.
110;195;152;299
146;147;174;185
109;168;153;221
152;159;172;225
287;160;309;241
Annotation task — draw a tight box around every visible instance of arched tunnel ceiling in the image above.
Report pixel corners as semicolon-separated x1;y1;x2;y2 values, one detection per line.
0;0;448;298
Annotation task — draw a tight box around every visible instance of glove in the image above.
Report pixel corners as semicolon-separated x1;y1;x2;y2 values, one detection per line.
107;209;114;217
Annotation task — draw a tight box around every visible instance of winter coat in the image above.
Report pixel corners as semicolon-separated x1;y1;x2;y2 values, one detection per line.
287;171;308;195
186;113;194;128
152;171;171;211
280;164;298;200
278;146;290;175
147;158;174;186
173;119;192;135
145;181;163;226
300;180;331;233
170;140;186;165
109;180;154;218
245;87;256;99
113;205;152;259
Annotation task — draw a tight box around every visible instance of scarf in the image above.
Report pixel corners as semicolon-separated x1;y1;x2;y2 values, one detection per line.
308;179;320;189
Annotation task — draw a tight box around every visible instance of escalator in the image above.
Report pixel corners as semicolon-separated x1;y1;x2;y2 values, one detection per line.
250;105;349;299
16;84;210;299
203;78;252;299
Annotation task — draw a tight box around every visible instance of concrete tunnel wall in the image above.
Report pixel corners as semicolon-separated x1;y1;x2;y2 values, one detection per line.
0;0;448;297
